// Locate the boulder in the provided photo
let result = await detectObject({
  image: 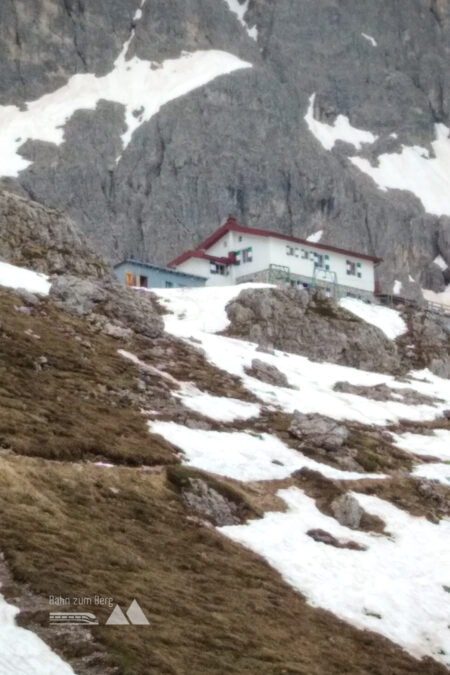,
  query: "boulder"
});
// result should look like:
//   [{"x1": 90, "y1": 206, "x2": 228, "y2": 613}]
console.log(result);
[
  {"x1": 244, "y1": 358, "x2": 290, "y2": 387},
  {"x1": 331, "y1": 494, "x2": 363, "y2": 529},
  {"x1": 289, "y1": 411, "x2": 349, "y2": 451},
  {"x1": 182, "y1": 478, "x2": 241, "y2": 527},
  {"x1": 50, "y1": 275, "x2": 164, "y2": 339}
]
